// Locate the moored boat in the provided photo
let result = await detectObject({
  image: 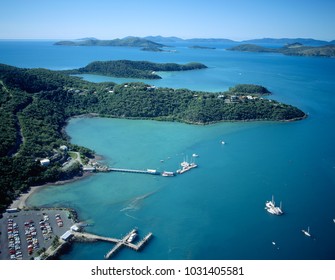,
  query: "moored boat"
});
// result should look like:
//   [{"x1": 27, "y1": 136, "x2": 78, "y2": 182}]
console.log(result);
[
  {"x1": 302, "y1": 226, "x2": 311, "y2": 237},
  {"x1": 177, "y1": 162, "x2": 197, "y2": 174},
  {"x1": 162, "y1": 171, "x2": 175, "y2": 177},
  {"x1": 127, "y1": 231, "x2": 137, "y2": 243},
  {"x1": 176, "y1": 156, "x2": 198, "y2": 174},
  {"x1": 265, "y1": 196, "x2": 283, "y2": 215}
]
